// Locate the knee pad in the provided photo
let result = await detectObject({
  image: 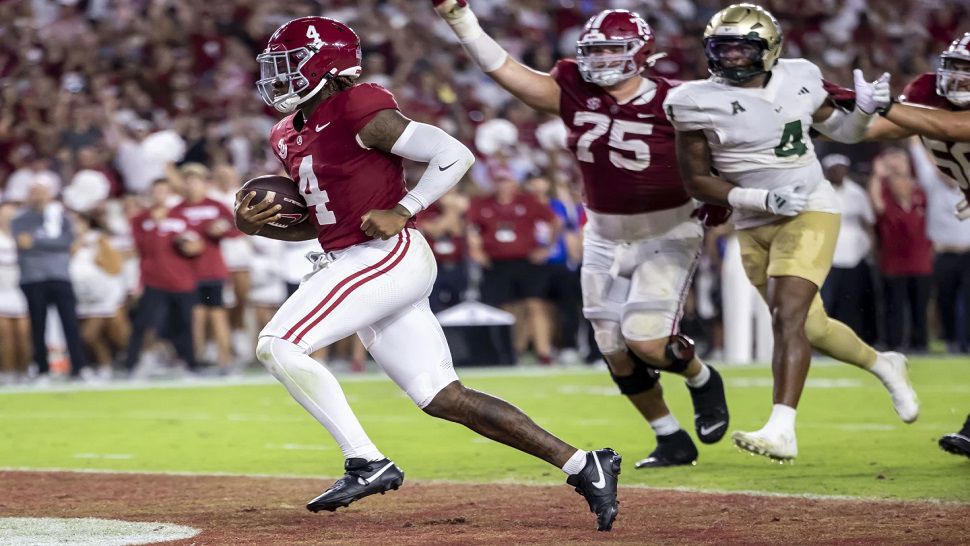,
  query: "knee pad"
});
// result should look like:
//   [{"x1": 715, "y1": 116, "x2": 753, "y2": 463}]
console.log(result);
[
  {"x1": 255, "y1": 335, "x2": 301, "y2": 378},
  {"x1": 609, "y1": 355, "x2": 660, "y2": 396},
  {"x1": 255, "y1": 335, "x2": 276, "y2": 365},
  {"x1": 663, "y1": 334, "x2": 696, "y2": 374}
]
